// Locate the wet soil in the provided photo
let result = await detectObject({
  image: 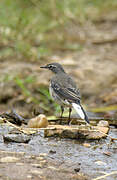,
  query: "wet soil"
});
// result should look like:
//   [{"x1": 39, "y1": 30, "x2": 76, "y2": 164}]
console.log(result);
[
  {"x1": 0, "y1": 124, "x2": 117, "y2": 180},
  {"x1": 0, "y1": 18, "x2": 117, "y2": 180}
]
